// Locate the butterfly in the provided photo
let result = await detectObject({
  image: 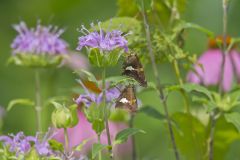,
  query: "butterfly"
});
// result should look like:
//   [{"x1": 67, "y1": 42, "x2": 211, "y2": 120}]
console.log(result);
[
  {"x1": 115, "y1": 85, "x2": 137, "y2": 113},
  {"x1": 122, "y1": 53, "x2": 147, "y2": 87}
]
